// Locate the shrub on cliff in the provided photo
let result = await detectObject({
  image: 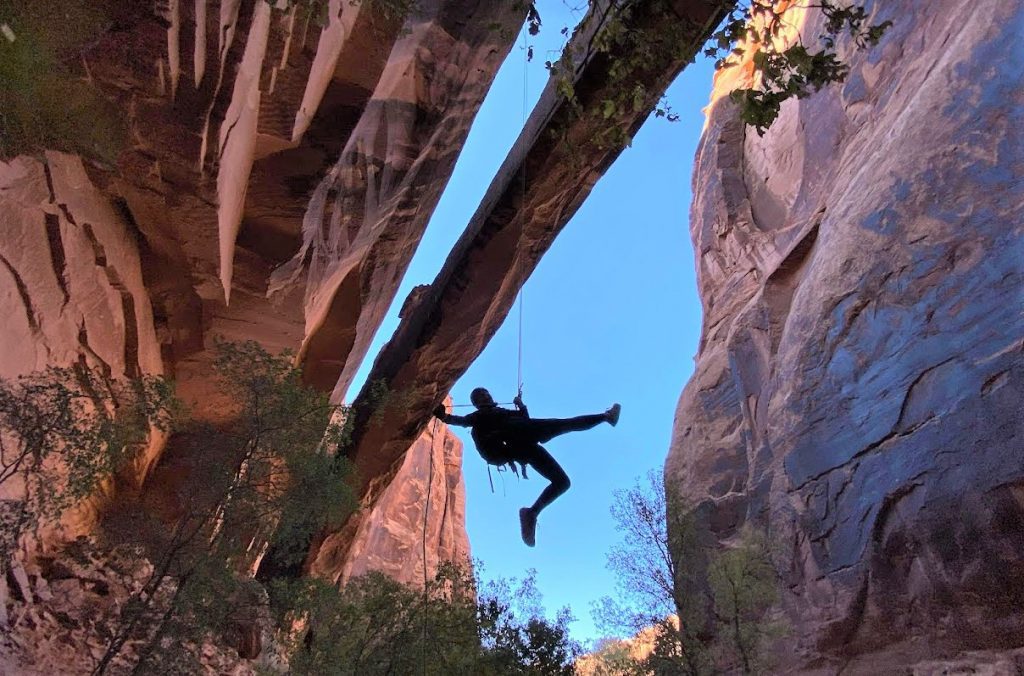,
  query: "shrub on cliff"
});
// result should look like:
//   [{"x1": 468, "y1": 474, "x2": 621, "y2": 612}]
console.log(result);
[
  {"x1": 93, "y1": 340, "x2": 357, "y2": 674},
  {"x1": 0, "y1": 366, "x2": 176, "y2": 560},
  {"x1": 593, "y1": 471, "x2": 783, "y2": 675}
]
